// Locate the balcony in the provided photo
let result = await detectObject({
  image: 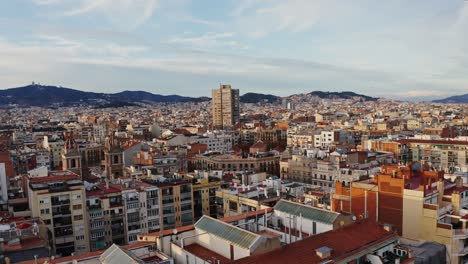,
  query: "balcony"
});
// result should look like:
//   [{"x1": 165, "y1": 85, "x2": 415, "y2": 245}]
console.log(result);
[
  {"x1": 52, "y1": 209, "x2": 71, "y2": 217},
  {"x1": 112, "y1": 230, "x2": 125, "y2": 237},
  {"x1": 87, "y1": 204, "x2": 102, "y2": 210},
  {"x1": 109, "y1": 202, "x2": 123, "y2": 208},
  {"x1": 52, "y1": 199, "x2": 70, "y2": 206},
  {"x1": 55, "y1": 235, "x2": 74, "y2": 244},
  {"x1": 54, "y1": 219, "x2": 73, "y2": 227},
  {"x1": 125, "y1": 196, "x2": 139, "y2": 202},
  {"x1": 55, "y1": 231, "x2": 74, "y2": 240},
  {"x1": 49, "y1": 185, "x2": 69, "y2": 193},
  {"x1": 453, "y1": 229, "x2": 468, "y2": 239}
]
